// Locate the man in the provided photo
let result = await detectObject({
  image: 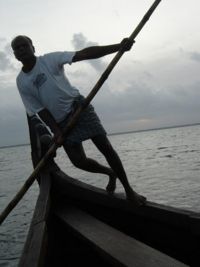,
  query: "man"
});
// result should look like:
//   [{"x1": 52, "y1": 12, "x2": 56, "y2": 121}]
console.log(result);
[{"x1": 11, "y1": 35, "x2": 146, "y2": 206}]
